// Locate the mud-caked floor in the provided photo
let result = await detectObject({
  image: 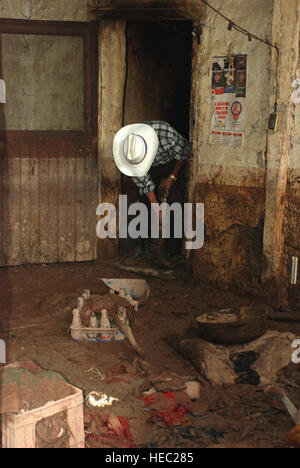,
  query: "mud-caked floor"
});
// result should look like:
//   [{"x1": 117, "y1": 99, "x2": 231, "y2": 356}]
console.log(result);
[{"x1": 0, "y1": 258, "x2": 300, "y2": 448}]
